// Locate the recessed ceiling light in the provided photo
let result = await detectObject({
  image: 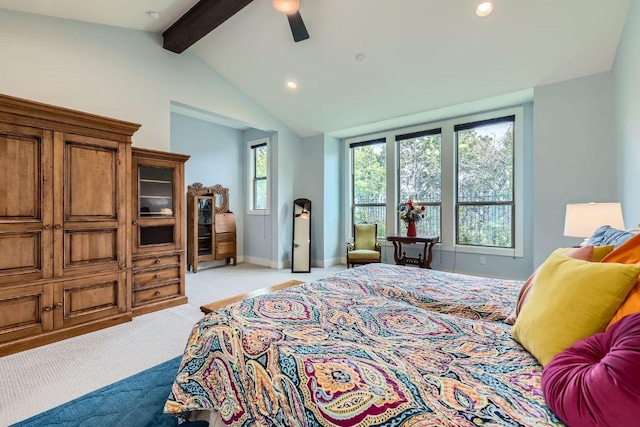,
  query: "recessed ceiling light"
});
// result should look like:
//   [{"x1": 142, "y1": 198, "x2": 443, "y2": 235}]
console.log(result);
[
  {"x1": 273, "y1": 0, "x2": 299, "y2": 15},
  {"x1": 476, "y1": 1, "x2": 493, "y2": 17},
  {"x1": 355, "y1": 53, "x2": 367, "y2": 63},
  {"x1": 147, "y1": 10, "x2": 160, "y2": 20},
  {"x1": 286, "y1": 81, "x2": 298, "y2": 90}
]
